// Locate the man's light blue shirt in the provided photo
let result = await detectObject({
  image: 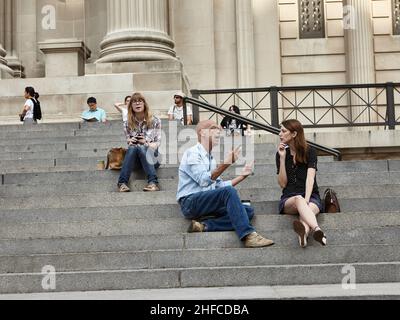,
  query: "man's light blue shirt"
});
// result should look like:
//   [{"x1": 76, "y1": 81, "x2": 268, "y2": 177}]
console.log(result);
[
  {"x1": 177, "y1": 143, "x2": 232, "y2": 202},
  {"x1": 82, "y1": 108, "x2": 107, "y2": 122}
]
